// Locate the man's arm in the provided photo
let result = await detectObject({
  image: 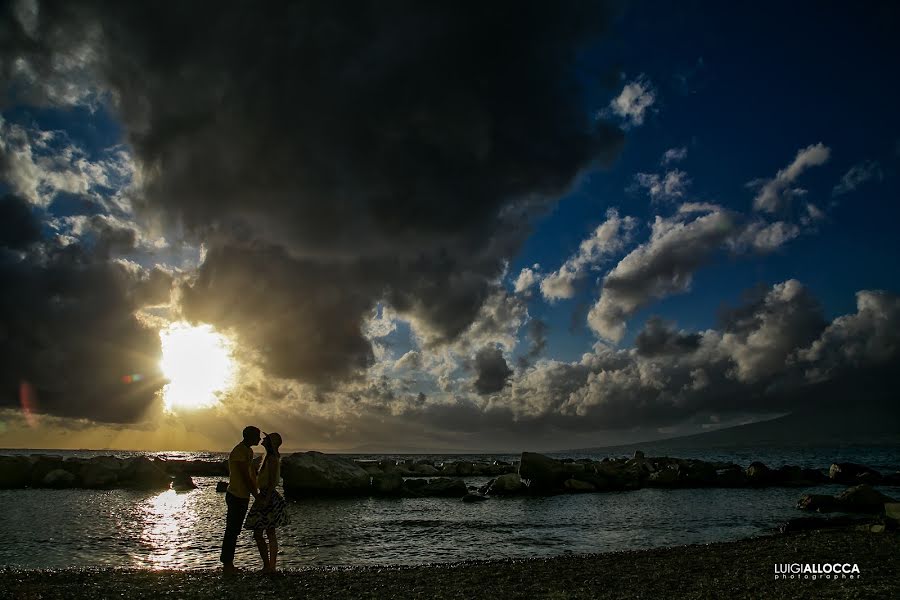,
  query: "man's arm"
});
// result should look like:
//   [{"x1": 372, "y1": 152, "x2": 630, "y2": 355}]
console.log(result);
[{"x1": 237, "y1": 458, "x2": 259, "y2": 500}]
